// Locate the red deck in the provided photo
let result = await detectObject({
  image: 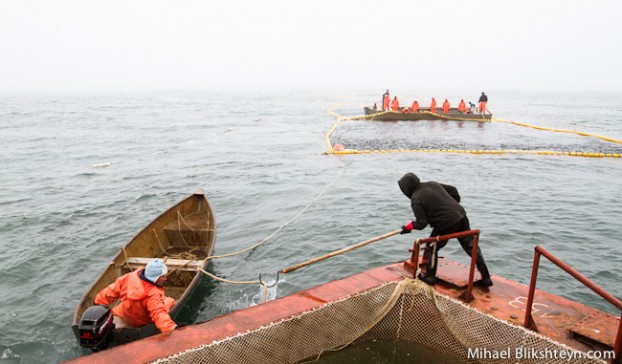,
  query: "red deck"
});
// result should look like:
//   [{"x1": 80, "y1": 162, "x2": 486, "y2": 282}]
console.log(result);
[{"x1": 65, "y1": 258, "x2": 619, "y2": 363}]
